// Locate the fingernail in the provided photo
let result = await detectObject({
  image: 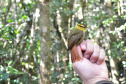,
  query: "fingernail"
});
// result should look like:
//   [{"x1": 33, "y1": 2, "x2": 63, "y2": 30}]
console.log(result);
[
  {"x1": 85, "y1": 55, "x2": 89, "y2": 58},
  {"x1": 97, "y1": 62, "x2": 100, "y2": 64},
  {"x1": 82, "y1": 45, "x2": 86, "y2": 50},
  {"x1": 91, "y1": 60, "x2": 95, "y2": 63}
]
